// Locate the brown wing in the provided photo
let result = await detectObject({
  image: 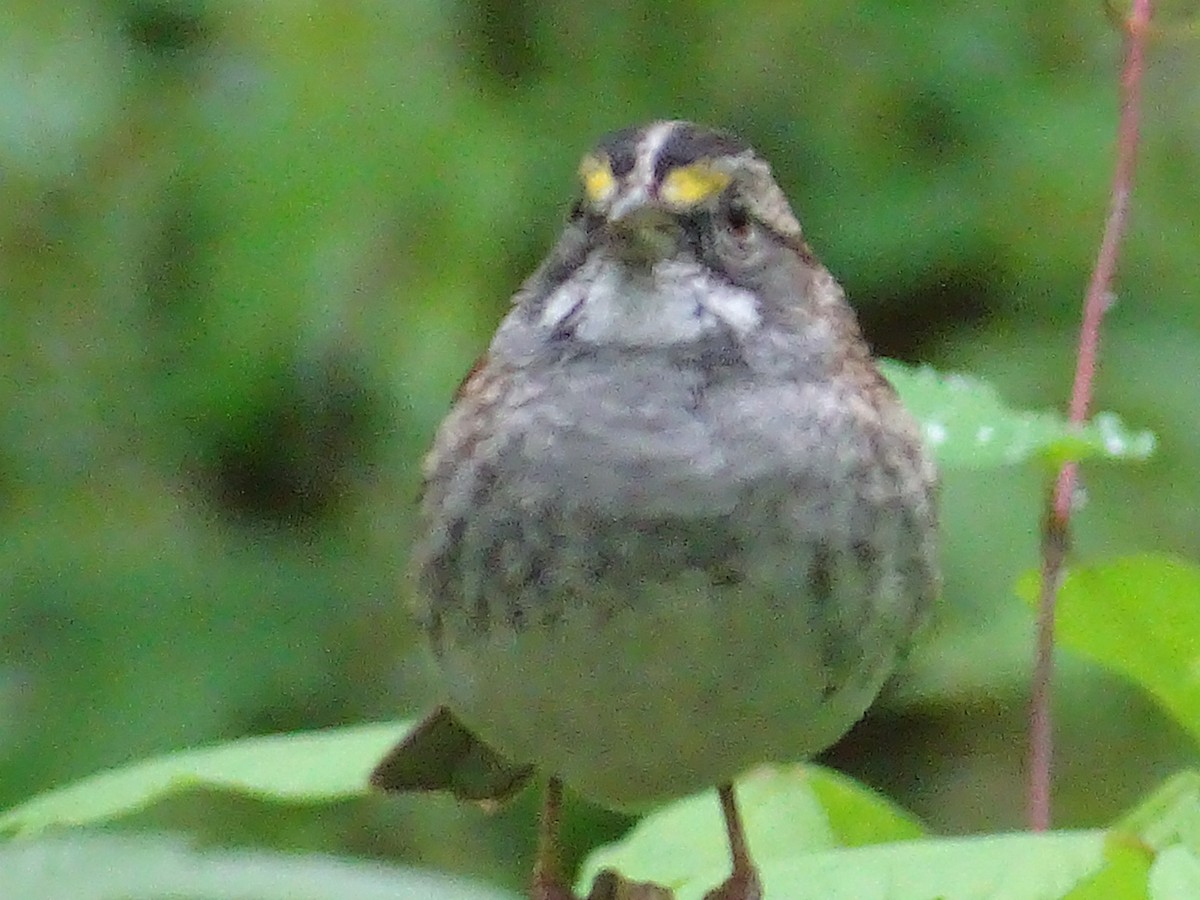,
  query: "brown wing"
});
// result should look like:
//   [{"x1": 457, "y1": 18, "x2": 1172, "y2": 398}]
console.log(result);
[{"x1": 369, "y1": 706, "x2": 533, "y2": 803}]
